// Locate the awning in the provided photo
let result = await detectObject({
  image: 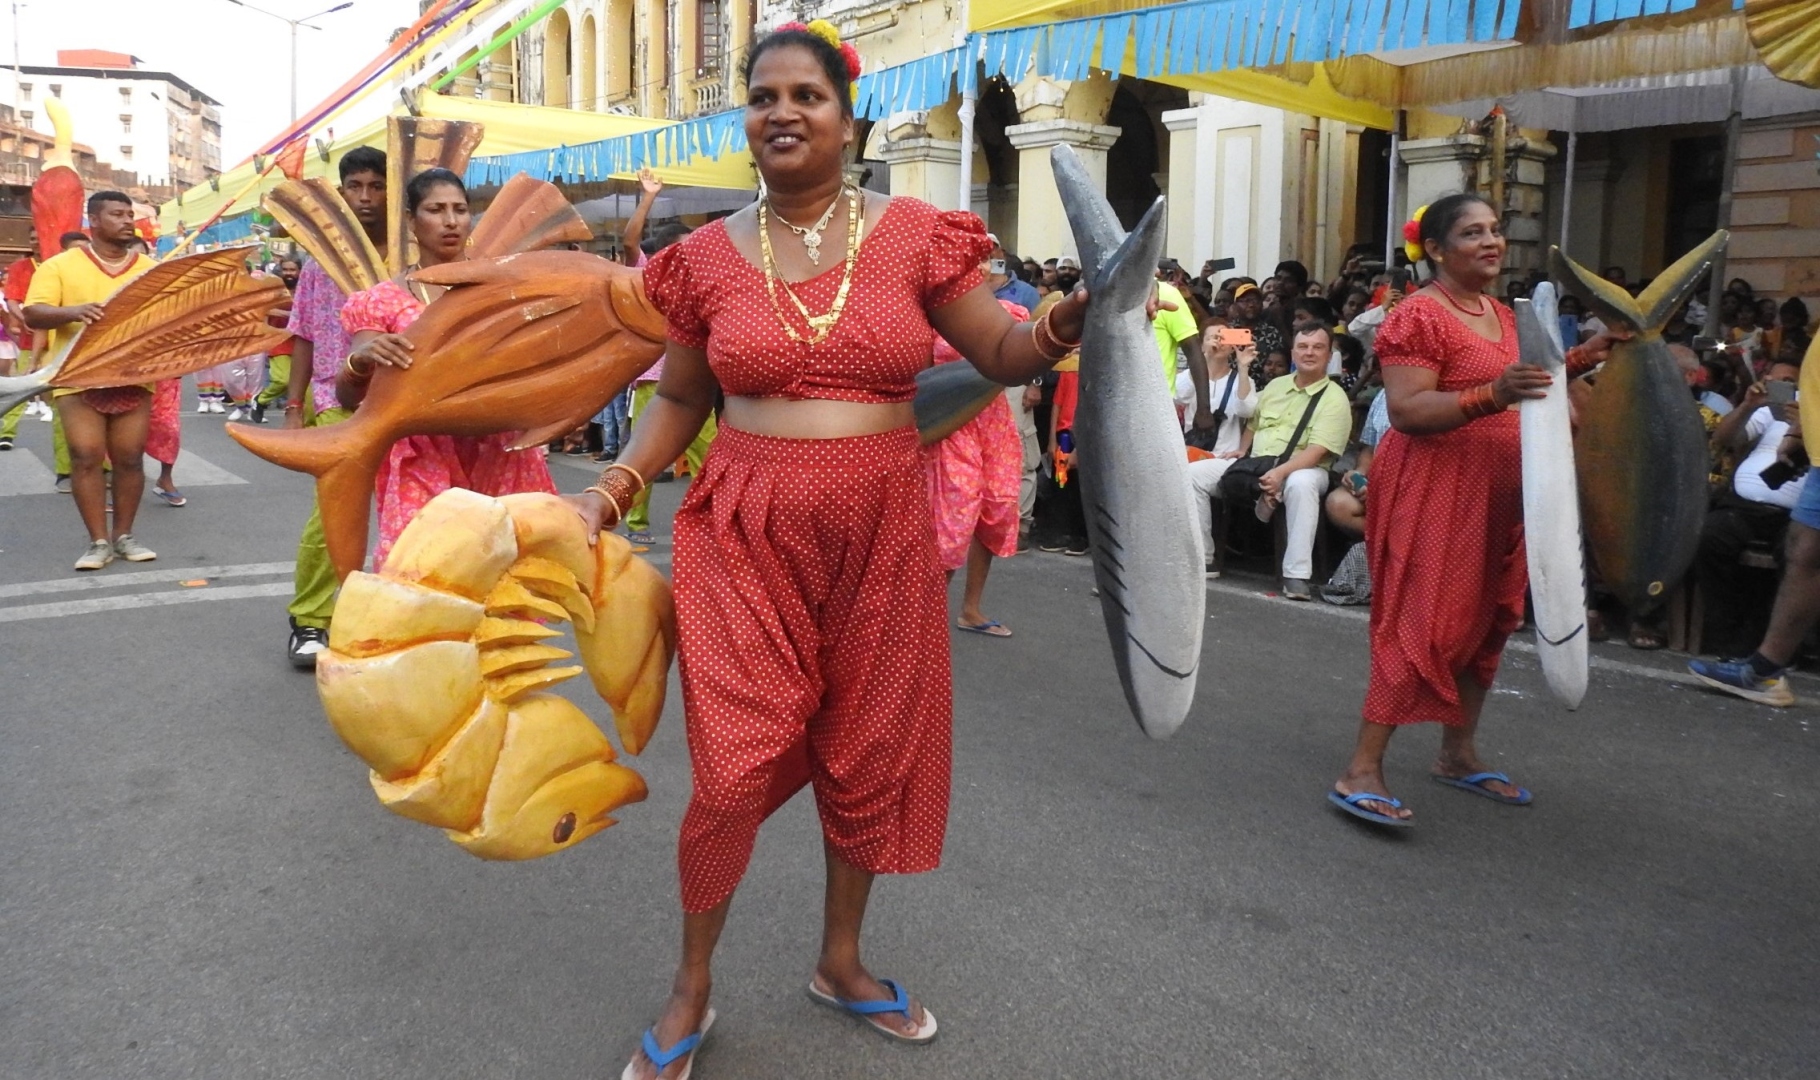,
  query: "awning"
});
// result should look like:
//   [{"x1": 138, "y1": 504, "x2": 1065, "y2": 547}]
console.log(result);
[{"x1": 159, "y1": 95, "x2": 755, "y2": 236}]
